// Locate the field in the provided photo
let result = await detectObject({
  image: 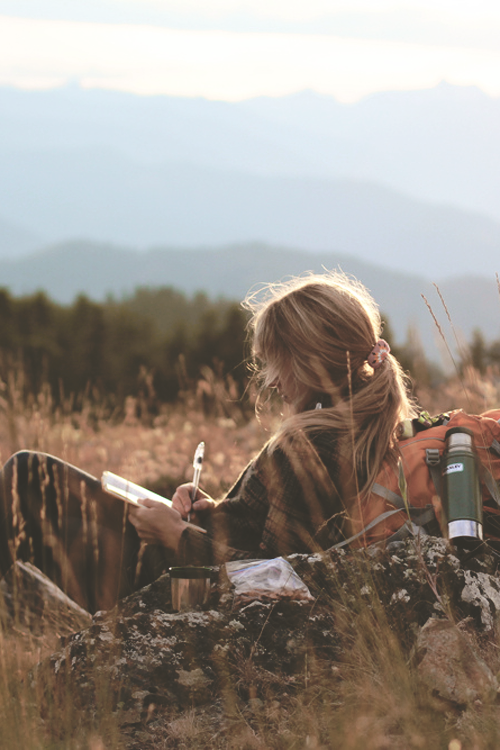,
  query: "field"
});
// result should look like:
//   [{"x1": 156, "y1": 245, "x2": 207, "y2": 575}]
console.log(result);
[{"x1": 1, "y1": 365, "x2": 500, "y2": 749}]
